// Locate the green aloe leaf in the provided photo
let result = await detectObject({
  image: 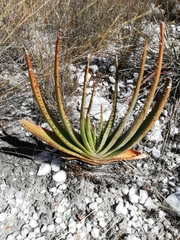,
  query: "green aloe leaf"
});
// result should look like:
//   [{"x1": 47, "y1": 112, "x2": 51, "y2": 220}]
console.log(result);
[
  {"x1": 25, "y1": 53, "x2": 90, "y2": 156},
  {"x1": 80, "y1": 56, "x2": 94, "y2": 152},
  {"x1": 85, "y1": 81, "x2": 96, "y2": 151},
  {"x1": 96, "y1": 56, "x2": 119, "y2": 152},
  {"x1": 102, "y1": 22, "x2": 165, "y2": 155},
  {"x1": 107, "y1": 77, "x2": 172, "y2": 158},
  {"x1": 98, "y1": 41, "x2": 147, "y2": 156},
  {"x1": 20, "y1": 120, "x2": 94, "y2": 160}
]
